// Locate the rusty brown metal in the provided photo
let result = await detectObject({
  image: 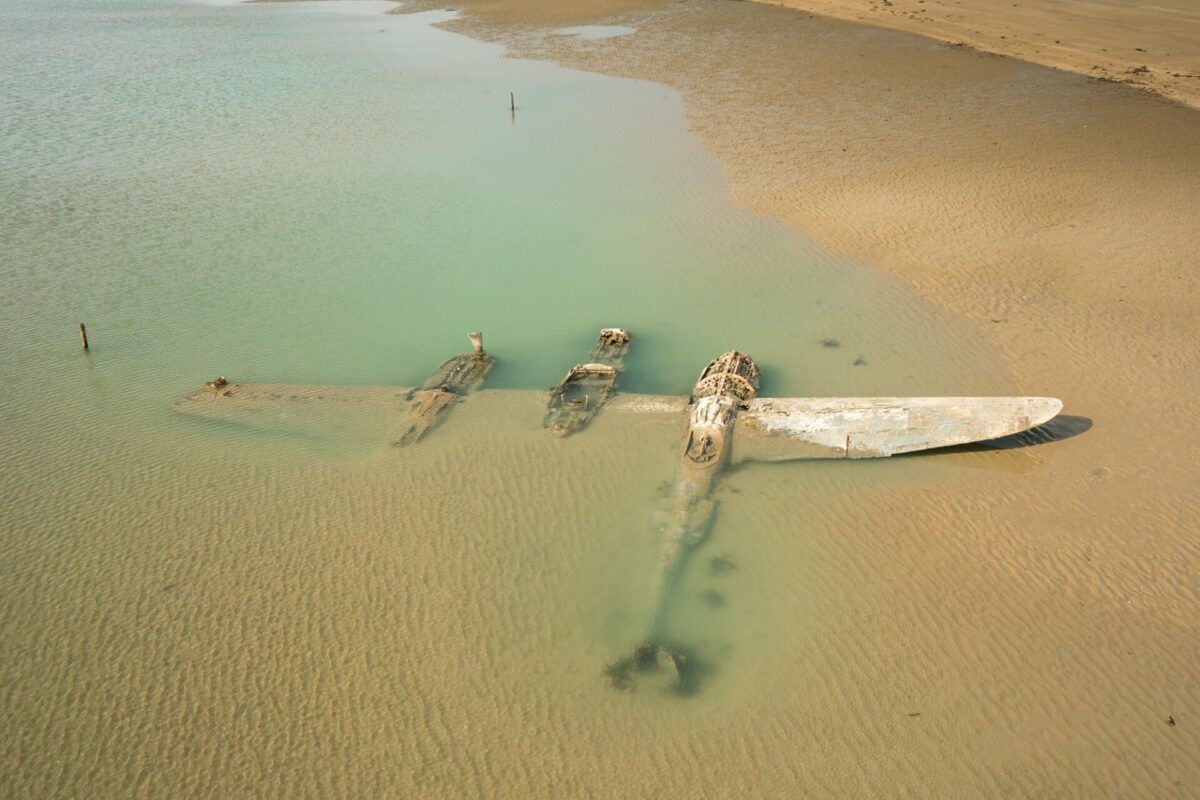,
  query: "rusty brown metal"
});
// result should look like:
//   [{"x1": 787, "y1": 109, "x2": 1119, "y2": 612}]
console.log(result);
[
  {"x1": 393, "y1": 333, "x2": 495, "y2": 447},
  {"x1": 543, "y1": 328, "x2": 631, "y2": 437},
  {"x1": 605, "y1": 350, "x2": 760, "y2": 694}
]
